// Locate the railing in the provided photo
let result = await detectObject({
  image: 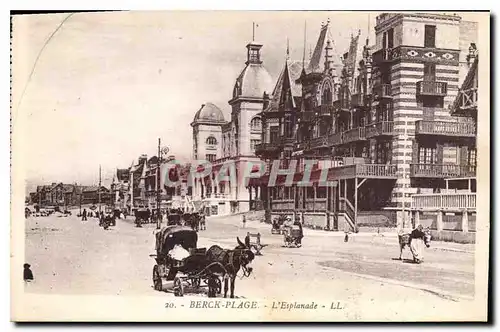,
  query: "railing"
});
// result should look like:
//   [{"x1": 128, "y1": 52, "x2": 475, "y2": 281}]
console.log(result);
[
  {"x1": 328, "y1": 132, "x2": 343, "y2": 146},
  {"x1": 309, "y1": 136, "x2": 330, "y2": 149},
  {"x1": 455, "y1": 88, "x2": 478, "y2": 111},
  {"x1": 330, "y1": 164, "x2": 398, "y2": 179},
  {"x1": 373, "y1": 84, "x2": 392, "y2": 99},
  {"x1": 343, "y1": 127, "x2": 366, "y2": 143},
  {"x1": 316, "y1": 104, "x2": 334, "y2": 117},
  {"x1": 298, "y1": 111, "x2": 315, "y2": 122},
  {"x1": 206, "y1": 144, "x2": 217, "y2": 151},
  {"x1": 365, "y1": 121, "x2": 395, "y2": 138},
  {"x1": 205, "y1": 193, "x2": 229, "y2": 199},
  {"x1": 255, "y1": 142, "x2": 280, "y2": 153},
  {"x1": 334, "y1": 98, "x2": 350, "y2": 111},
  {"x1": 410, "y1": 164, "x2": 477, "y2": 178},
  {"x1": 372, "y1": 48, "x2": 392, "y2": 63},
  {"x1": 271, "y1": 199, "x2": 294, "y2": 211},
  {"x1": 305, "y1": 198, "x2": 327, "y2": 211},
  {"x1": 415, "y1": 120, "x2": 476, "y2": 137},
  {"x1": 339, "y1": 197, "x2": 357, "y2": 231},
  {"x1": 411, "y1": 193, "x2": 476, "y2": 211},
  {"x1": 416, "y1": 81, "x2": 448, "y2": 96},
  {"x1": 350, "y1": 93, "x2": 364, "y2": 108}
]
